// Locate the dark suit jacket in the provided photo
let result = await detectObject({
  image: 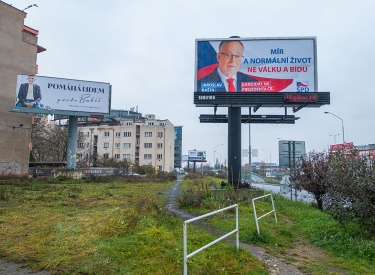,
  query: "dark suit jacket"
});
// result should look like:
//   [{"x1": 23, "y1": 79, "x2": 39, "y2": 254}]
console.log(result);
[
  {"x1": 197, "y1": 68, "x2": 257, "y2": 92},
  {"x1": 18, "y1": 83, "x2": 42, "y2": 104}
]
